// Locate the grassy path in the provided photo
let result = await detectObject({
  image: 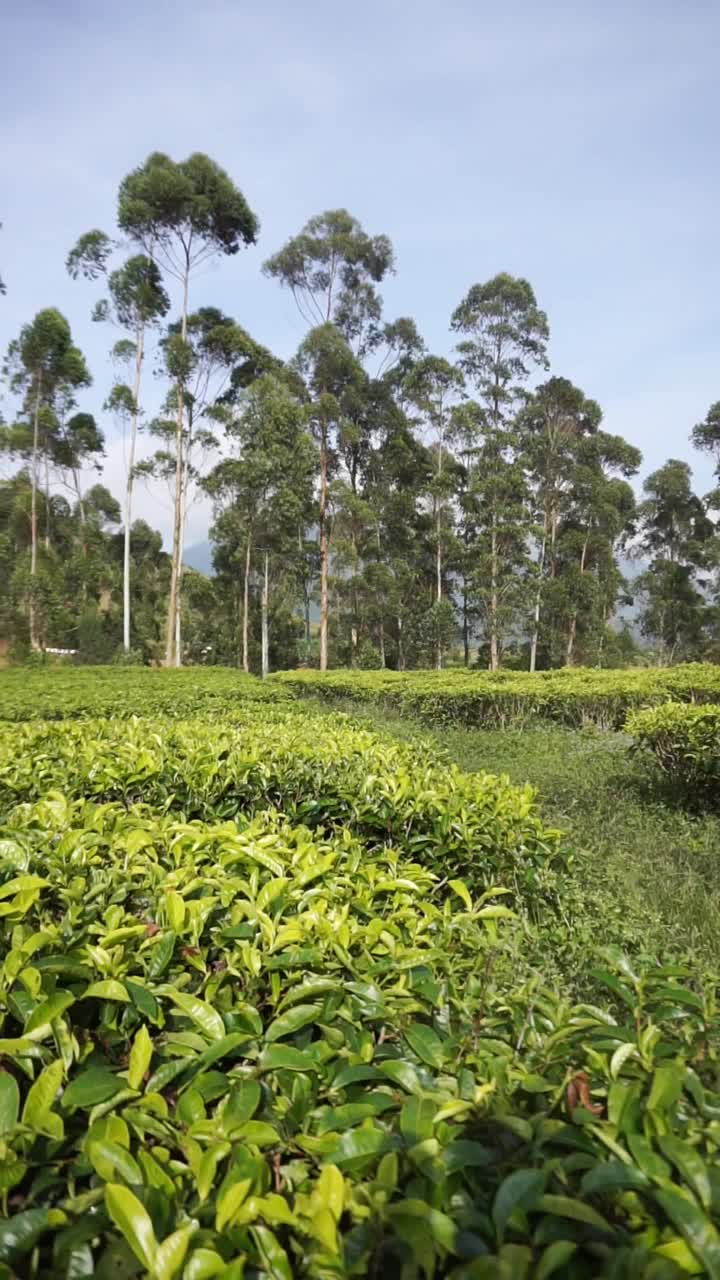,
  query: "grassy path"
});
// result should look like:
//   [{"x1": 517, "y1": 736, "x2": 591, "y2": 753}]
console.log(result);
[{"x1": 342, "y1": 705, "x2": 720, "y2": 969}]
